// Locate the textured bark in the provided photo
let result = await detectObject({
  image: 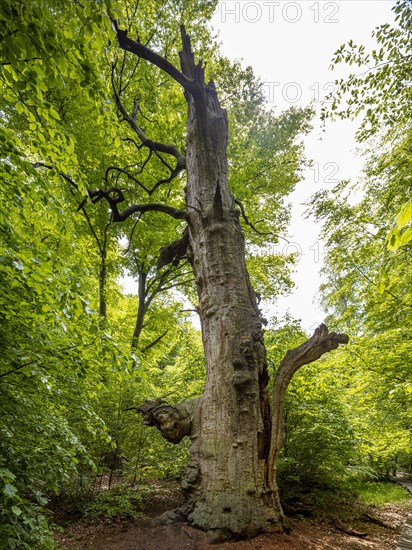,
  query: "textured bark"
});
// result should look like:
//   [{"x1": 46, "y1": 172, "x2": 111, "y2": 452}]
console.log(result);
[
  {"x1": 134, "y1": 325, "x2": 349, "y2": 538},
  {"x1": 134, "y1": 398, "x2": 199, "y2": 443},
  {"x1": 176, "y1": 27, "x2": 280, "y2": 539}
]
